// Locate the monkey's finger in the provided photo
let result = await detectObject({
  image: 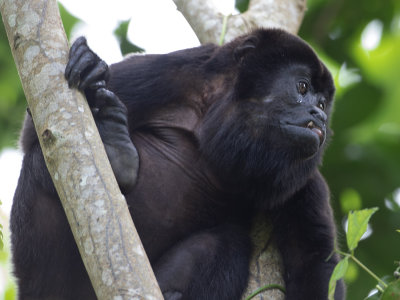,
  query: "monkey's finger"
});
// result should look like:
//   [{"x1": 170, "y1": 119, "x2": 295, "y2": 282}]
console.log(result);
[
  {"x1": 65, "y1": 37, "x2": 88, "y2": 78},
  {"x1": 79, "y1": 60, "x2": 109, "y2": 91},
  {"x1": 67, "y1": 52, "x2": 96, "y2": 88},
  {"x1": 68, "y1": 36, "x2": 87, "y2": 60},
  {"x1": 95, "y1": 88, "x2": 126, "y2": 109},
  {"x1": 88, "y1": 80, "x2": 107, "y2": 90}
]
